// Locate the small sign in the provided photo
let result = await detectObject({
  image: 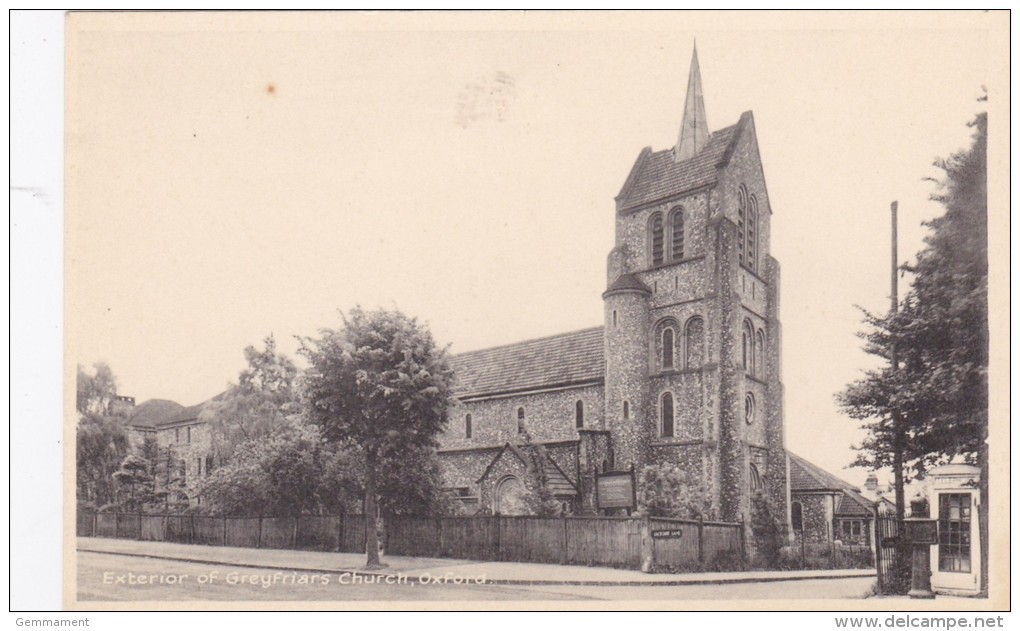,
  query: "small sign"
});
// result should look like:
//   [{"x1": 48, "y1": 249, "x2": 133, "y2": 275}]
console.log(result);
[
  {"x1": 880, "y1": 535, "x2": 900, "y2": 549},
  {"x1": 596, "y1": 470, "x2": 636, "y2": 510},
  {"x1": 904, "y1": 519, "x2": 938, "y2": 545},
  {"x1": 652, "y1": 529, "x2": 684, "y2": 539}
]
